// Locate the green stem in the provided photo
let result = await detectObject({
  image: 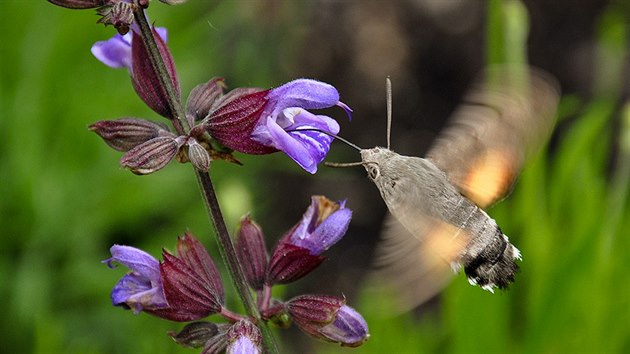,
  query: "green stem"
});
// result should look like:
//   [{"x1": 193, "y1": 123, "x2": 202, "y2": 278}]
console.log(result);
[{"x1": 132, "y1": 5, "x2": 277, "y2": 352}]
